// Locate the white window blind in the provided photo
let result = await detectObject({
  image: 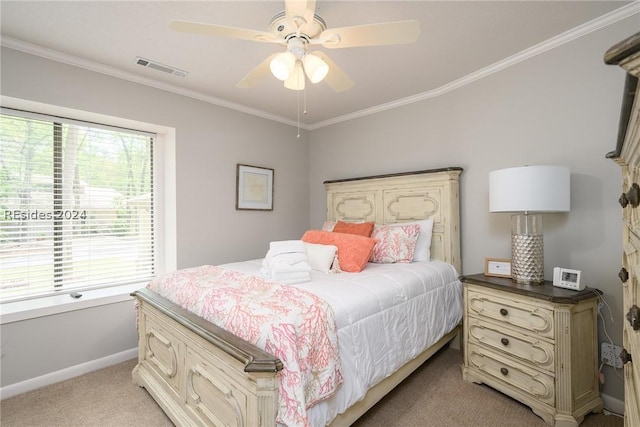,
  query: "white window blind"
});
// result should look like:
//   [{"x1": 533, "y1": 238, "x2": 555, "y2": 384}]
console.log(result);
[{"x1": 0, "y1": 109, "x2": 155, "y2": 302}]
